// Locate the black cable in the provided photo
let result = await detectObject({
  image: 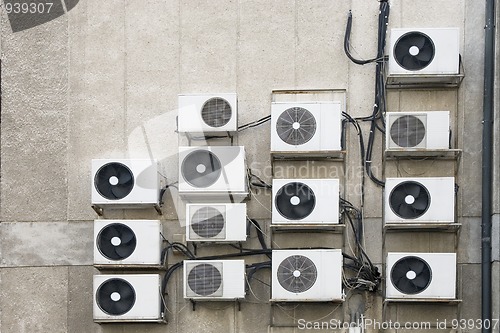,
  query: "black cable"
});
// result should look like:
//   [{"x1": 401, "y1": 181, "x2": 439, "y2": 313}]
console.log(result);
[
  {"x1": 238, "y1": 115, "x2": 271, "y2": 131},
  {"x1": 344, "y1": 11, "x2": 380, "y2": 65}
]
